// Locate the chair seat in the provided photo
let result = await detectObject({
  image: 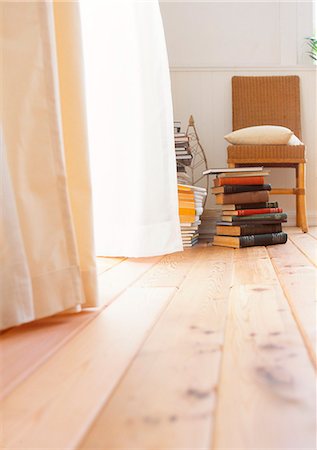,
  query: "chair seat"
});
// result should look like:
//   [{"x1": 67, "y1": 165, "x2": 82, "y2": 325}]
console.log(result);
[{"x1": 227, "y1": 144, "x2": 306, "y2": 165}]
